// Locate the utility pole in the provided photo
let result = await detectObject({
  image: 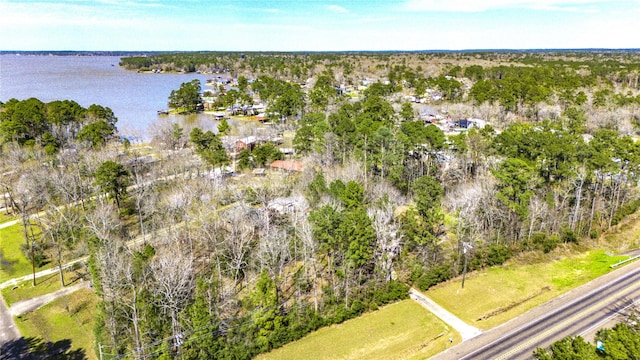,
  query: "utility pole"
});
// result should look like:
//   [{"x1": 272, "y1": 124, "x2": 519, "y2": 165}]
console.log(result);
[{"x1": 461, "y1": 242, "x2": 473, "y2": 289}]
